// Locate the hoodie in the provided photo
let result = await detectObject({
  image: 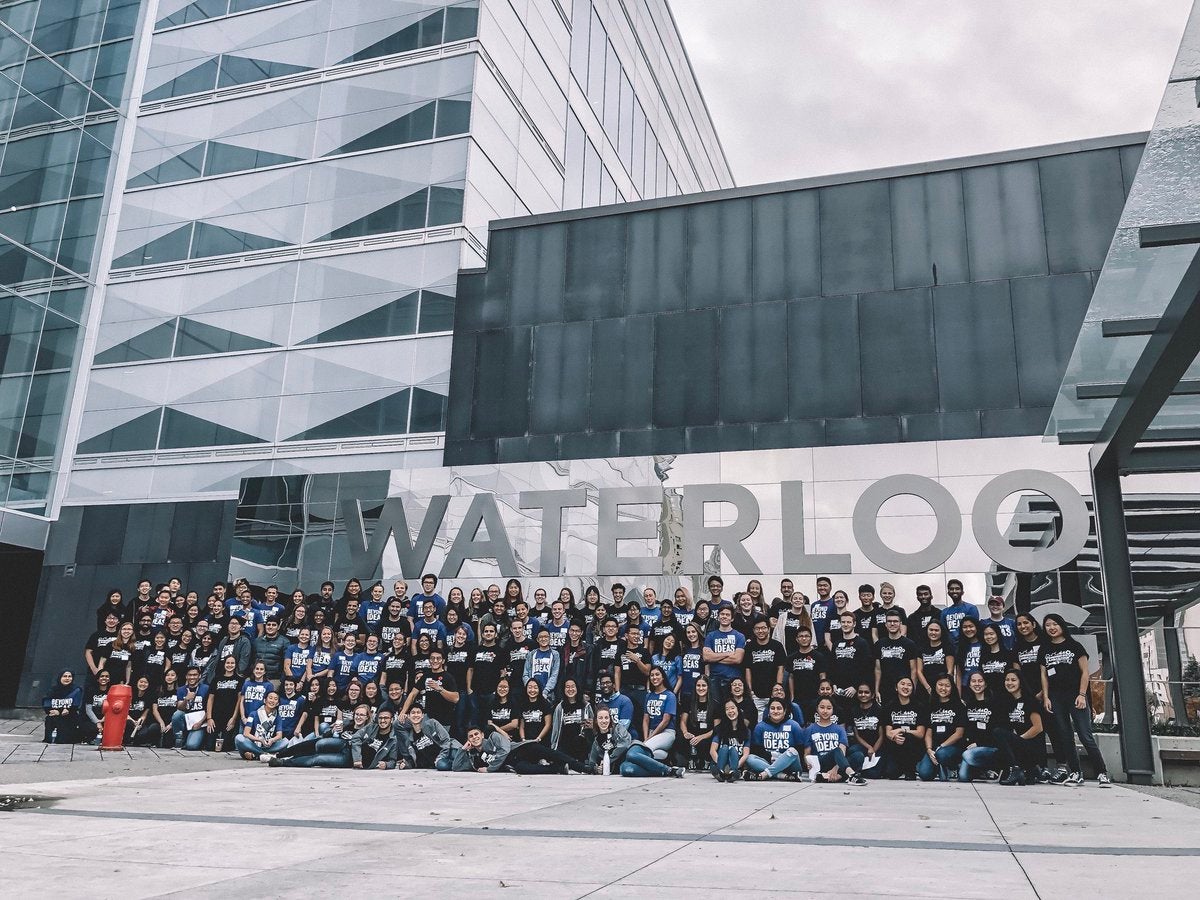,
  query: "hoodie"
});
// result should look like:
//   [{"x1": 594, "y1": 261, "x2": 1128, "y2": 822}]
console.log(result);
[
  {"x1": 43, "y1": 672, "x2": 83, "y2": 715},
  {"x1": 440, "y1": 731, "x2": 512, "y2": 772},
  {"x1": 396, "y1": 715, "x2": 450, "y2": 768},
  {"x1": 587, "y1": 720, "x2": 633, "y2": 768},
  {"x1": 349, "y1": 721, "x2": 400, "y2": 769}
]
